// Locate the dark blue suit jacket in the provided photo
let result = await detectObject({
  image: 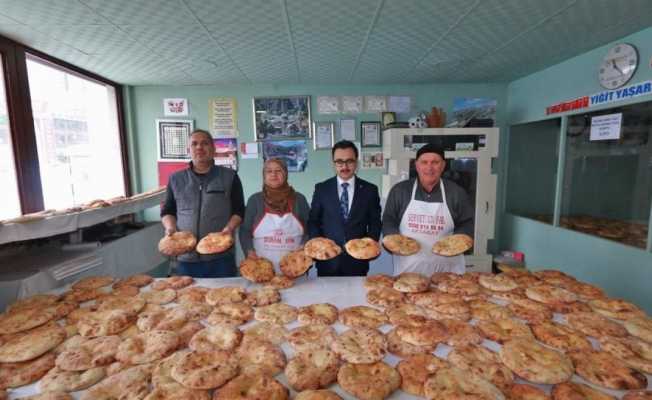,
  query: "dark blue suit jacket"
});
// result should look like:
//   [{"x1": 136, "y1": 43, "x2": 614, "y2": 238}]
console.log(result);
[{"x1": 308, "y1": 176, "x2": 382, "y2": 276}]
